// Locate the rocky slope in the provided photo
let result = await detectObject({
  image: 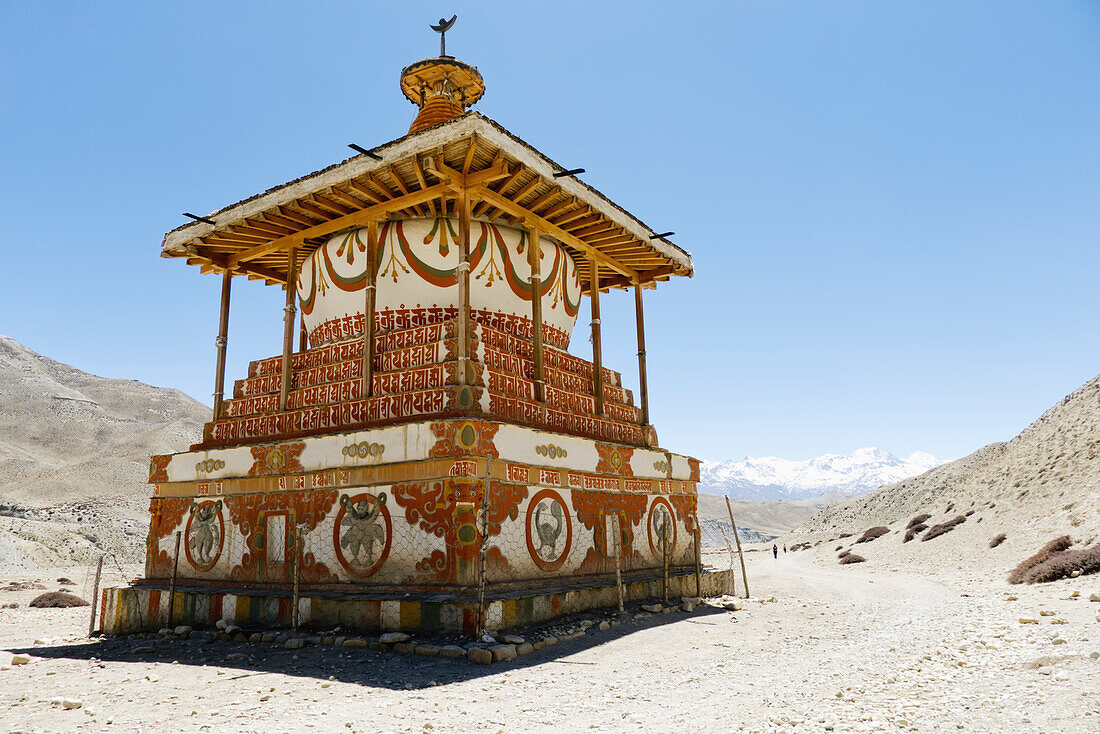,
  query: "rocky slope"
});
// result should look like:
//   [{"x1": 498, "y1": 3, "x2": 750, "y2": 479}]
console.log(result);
[
  {"x1": 794, "y1": 374, "x2": 1100, "y2": 578},
  {"x1": 0, "y1": 335, "x2": 208, "y2": 569}
]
